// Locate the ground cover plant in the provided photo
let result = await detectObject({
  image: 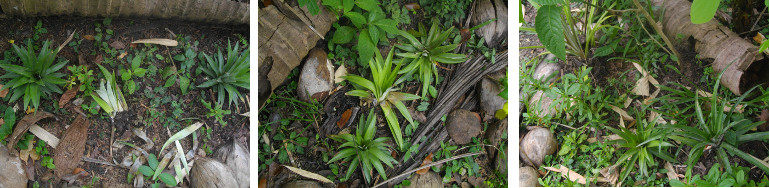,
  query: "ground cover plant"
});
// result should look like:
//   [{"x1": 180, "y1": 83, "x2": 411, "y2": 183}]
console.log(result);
[
  {"x1": 0, "y1": 17, "x2": 249, "y2": 187},
  {"x1": 259, "y1": 0, "x2": 508, "y2": 187},
  {"x1": 521, "y1": 0, "x2": 769, "y2": 186}
]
